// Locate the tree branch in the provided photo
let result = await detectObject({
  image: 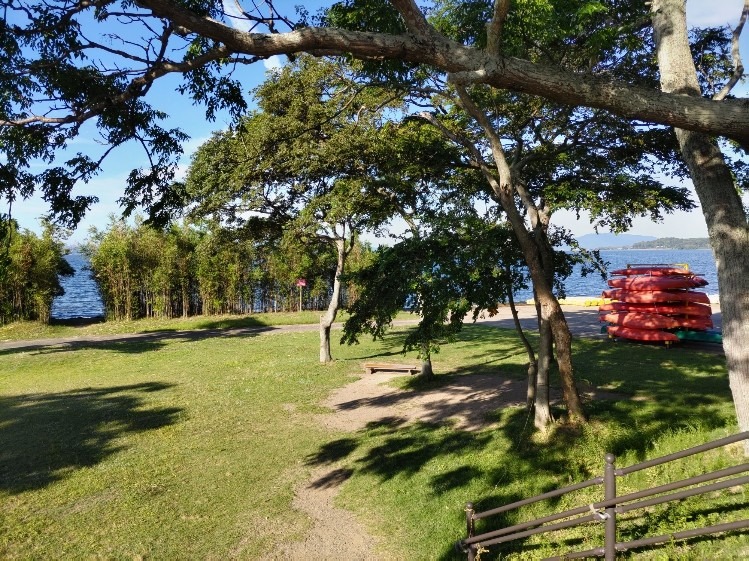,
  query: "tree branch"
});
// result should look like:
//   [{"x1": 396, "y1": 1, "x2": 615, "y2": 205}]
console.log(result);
[
  {"x1": 136, "y1": 0, "x2": 749, "y2": 146},
  {"x1": 389, "y1": 0, "x2": 435, "y2": 38},
  {"x1": 486, "y1": 0, "x2": 511, "y2": 55},
  {"x1": 1, "y1": 45, "x2": 234, "y2": 127},
  {"x1": 713, "y1": 0, "x2": 748, "y2": 101}
]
